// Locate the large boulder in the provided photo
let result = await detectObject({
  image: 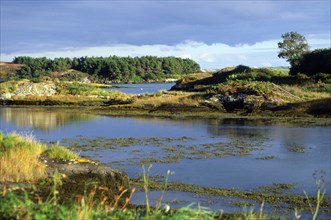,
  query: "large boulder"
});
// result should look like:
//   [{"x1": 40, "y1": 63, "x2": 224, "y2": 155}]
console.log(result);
[
  {"x1": 42, "y1": 156, "x2": 130, "y2": 206},
  {"x1": 205, "y1": 94, "x2": 265, "y2": 112}
]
